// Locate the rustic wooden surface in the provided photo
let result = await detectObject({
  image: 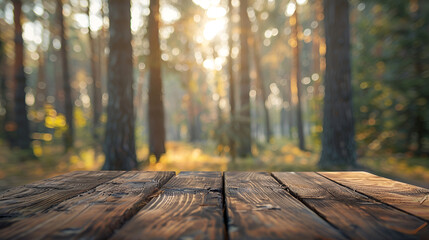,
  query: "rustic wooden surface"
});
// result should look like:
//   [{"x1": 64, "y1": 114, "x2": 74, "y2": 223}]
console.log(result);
[
  {"x1": 320, "y1": 171, "x2": 429, "y2": 221},
  {"x1": 112, "y1": 171, "x2": 225, "y2": 240},
  {"x1": 273, "y1": 172, "x2": 429, "y2": 239},
  {"x1": 225, "y1": 172, "x2": 345, "y2": 239},
  {"x1": 0, "y1": 171, "x2": 123, "y2": 229},
  {"x1": 0, "y1": 171, "x2": 174, "y2": 240},
  {"x1": 0, "y1": 171, "x2": 428, "y2": 240}
]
